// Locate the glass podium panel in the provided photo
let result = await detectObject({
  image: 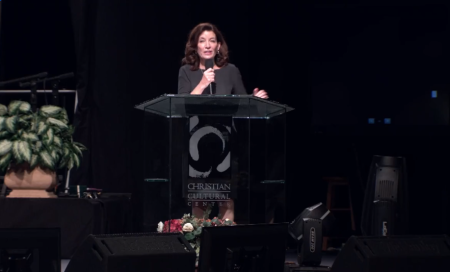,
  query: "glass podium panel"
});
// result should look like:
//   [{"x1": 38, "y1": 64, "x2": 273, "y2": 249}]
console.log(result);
[{"x1": 137, "y1": 95, "x2": 293, "y2": 231}]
